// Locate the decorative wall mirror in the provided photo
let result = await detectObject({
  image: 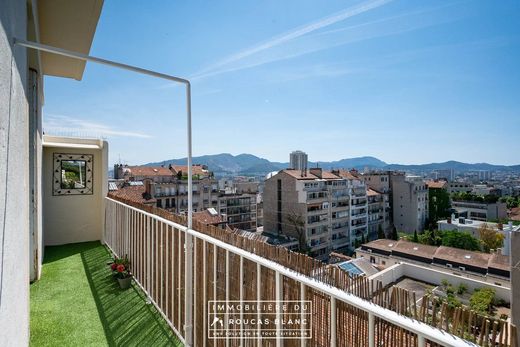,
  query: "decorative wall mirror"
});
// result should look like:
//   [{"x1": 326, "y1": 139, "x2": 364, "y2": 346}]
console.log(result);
[{"x1": 53, "y1": 153, "x2": 93, "y2": 195}]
